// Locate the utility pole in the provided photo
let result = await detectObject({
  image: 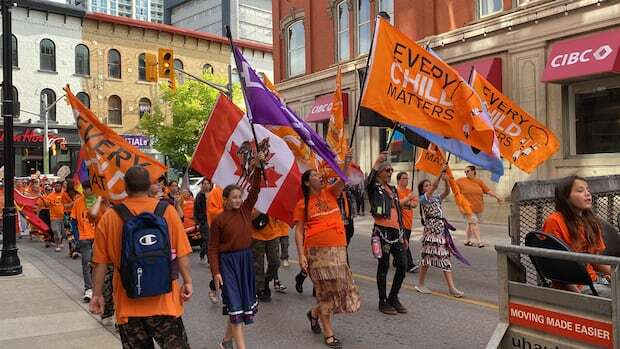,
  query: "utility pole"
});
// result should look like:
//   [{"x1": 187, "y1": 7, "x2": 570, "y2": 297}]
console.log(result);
[{"x1": 0, "y1": 0, "x2": 22, "y2": 276}]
